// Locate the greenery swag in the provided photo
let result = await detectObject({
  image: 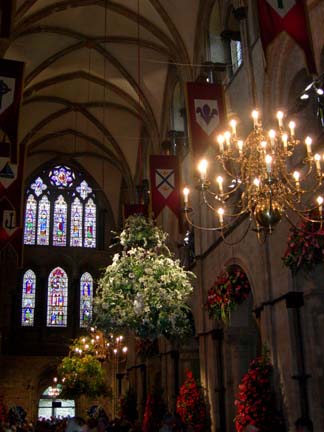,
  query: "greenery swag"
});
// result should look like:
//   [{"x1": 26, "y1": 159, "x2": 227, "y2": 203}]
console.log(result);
[{"x1": 94, "y1": 215, "x2": 194, "y2": 340}]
